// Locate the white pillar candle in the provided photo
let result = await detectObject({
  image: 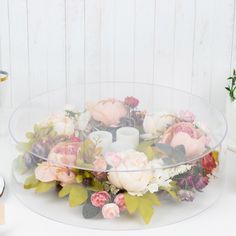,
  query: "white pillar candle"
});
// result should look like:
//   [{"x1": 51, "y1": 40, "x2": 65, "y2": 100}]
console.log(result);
[
  {"x1": 110, "y1": 141, "x2": 134, "y2": 152},
  {"x1": 116, "y1": 127, "x2": 139, "y2": 149},
  {"x1": 89, "y1": 131, "x2": 113, "y2": 153}
]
